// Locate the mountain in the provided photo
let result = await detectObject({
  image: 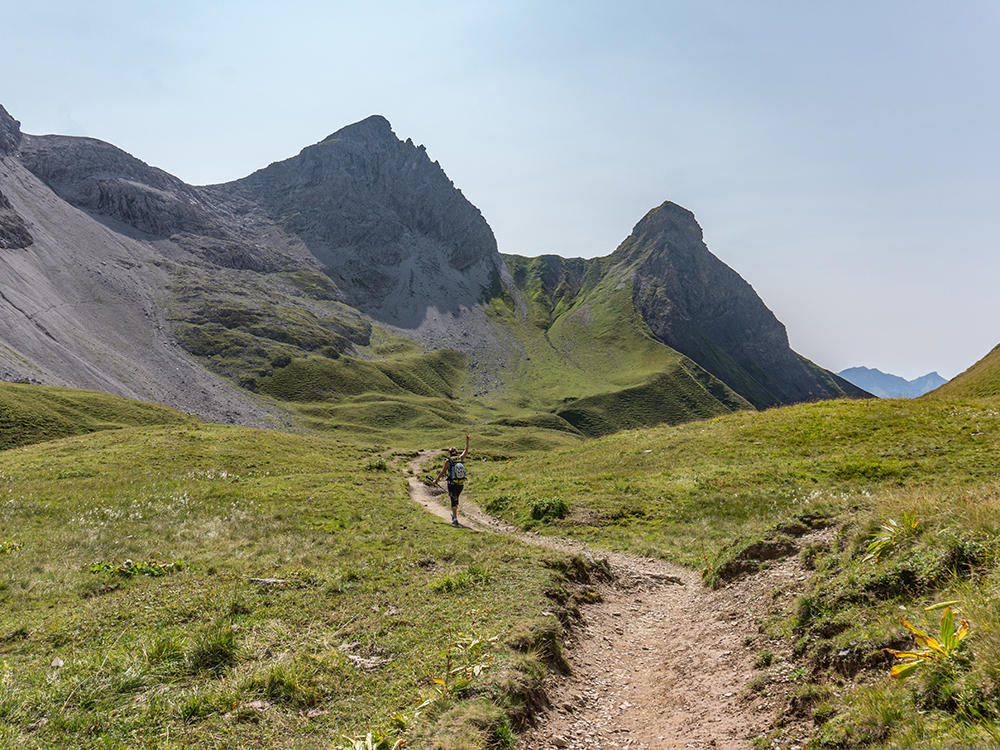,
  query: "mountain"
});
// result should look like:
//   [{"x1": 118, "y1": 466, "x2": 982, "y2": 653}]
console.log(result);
[
  {"x1": 924, "y1": 344, "x2": 1000, "y2": 399},
  {"x1": 607, "y1": 203, "x2": 863, "y2": 407},
  {"x1": 216, "y1": 115, "x2": 504, "y2": 327},
  {"x1": 0, "y1": 102, "x2": 865, "y2": 435},
  {"x1": 837, "y1": 367, "x2": 948, "y2": 399}
]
